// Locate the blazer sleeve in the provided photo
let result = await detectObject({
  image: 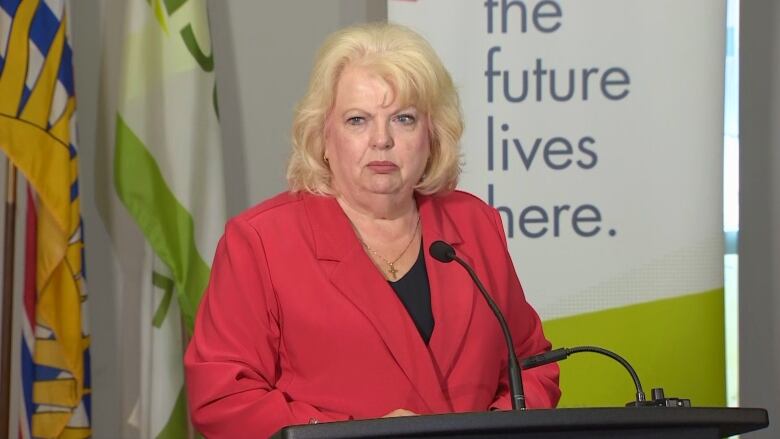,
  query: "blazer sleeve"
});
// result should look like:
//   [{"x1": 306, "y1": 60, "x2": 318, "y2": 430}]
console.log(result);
[
  {"x1": 184, "y1": 217, "x2": 351, "y2": 438},
  {"x1": 487, "y1": 209, "x2": 562, "y2": 410}
]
